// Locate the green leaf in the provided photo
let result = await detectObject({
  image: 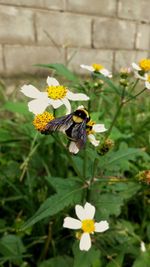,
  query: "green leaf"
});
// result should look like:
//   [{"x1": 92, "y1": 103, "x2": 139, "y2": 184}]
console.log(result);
[
  {"x1": 98, "y1": 143, "x2": 146, "y2": 172},
  {"x1": 3, "y1": 101, "x2": 29, "y2": 115},
  {"x1": 132, "y1": 252, "x2": 150, "y2": 267},
  {"x1": 39, "y1": 255, "x2": 73, "y2": 267},
  {"x1": 21, "y1": 178, "x2": 83, "y2": 230},
  {"x1": 95, "y1": 193, "x2": 124, "y2": 218},
  {"x1": 0, "y1": 235, "x2": 26, "y2": 265},
  {"x1": 36, "y1": 63, "x2": 79, "y2": 82},
  {"x1": 73, "y1": 242, "x2": 101, "y2": 267}
]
